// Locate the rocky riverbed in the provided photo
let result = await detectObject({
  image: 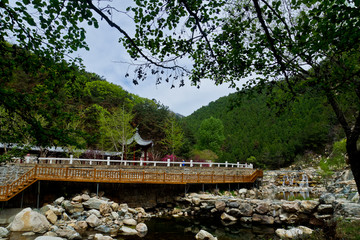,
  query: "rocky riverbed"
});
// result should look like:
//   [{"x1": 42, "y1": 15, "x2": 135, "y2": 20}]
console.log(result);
[{"x1": 0, "y1": 167, "x2": 359, "y2": 240}]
